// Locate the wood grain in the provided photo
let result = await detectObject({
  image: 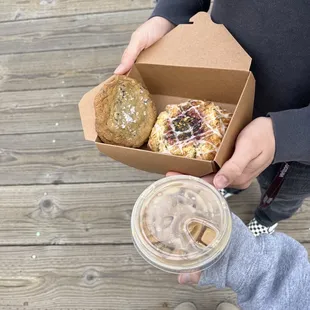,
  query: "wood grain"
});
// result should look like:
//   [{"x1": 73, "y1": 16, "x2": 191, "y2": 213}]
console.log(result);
[
  {"x1": 0, "y1": 182, "x2": 151, "y2": 245},
  {"x1": 0, "y1": 46, "x2": 125, "y2": 92},
  {"x1": 0, "y1": 10, "x2": 151, "y2": 54},
  {"x1": 0, "y1": 182, "x2": 309, "y2": 245},
  {"x1": 0, "y1": 0, "x2": 154, "y2": 22},
  {"x1": 0, "y1": 131, "x2": 161, "y2": 185},
  {"x1": 0, "y1": 87, "x2": 89, "y2": 135},
  {"x1": 1, "y1": 2, "x2": 307, "y2": 310},
  {"x1": 0, "y1": 245, "x2": 236, "y2": 310}
]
